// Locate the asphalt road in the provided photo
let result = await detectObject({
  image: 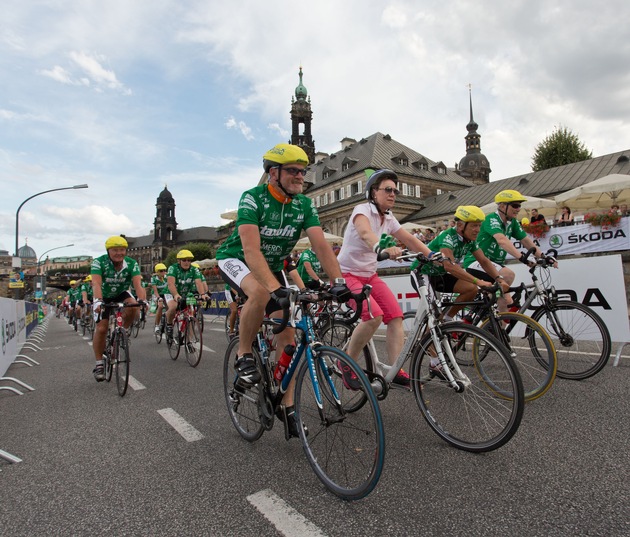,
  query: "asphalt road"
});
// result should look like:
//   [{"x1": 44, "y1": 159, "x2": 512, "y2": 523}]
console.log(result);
[{"x1": 1, "y1": 314, "x2": 628, "y2": 536}]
